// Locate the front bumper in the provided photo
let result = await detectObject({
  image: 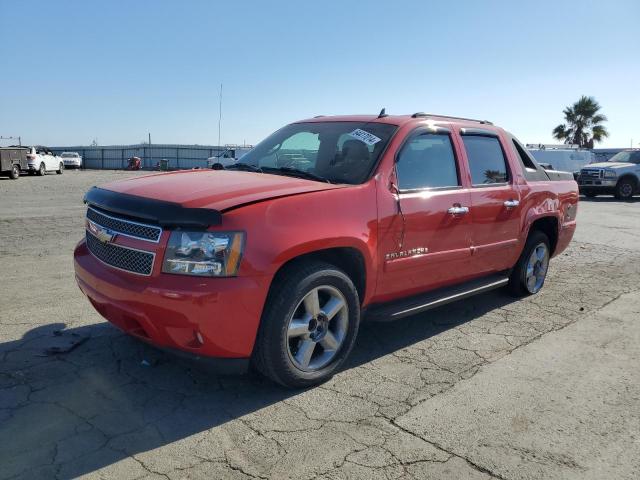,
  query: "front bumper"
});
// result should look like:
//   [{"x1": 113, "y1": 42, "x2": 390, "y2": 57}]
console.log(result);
[
  {"x1": 63, "y1": 160, "x2": 82, "y2": 167},
  {"x1": 74, "y1": 239, "x2": 271, "y2": 367},
  {"x1": 578, "y1": 178, "x2": 617, "y2": 190}
]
